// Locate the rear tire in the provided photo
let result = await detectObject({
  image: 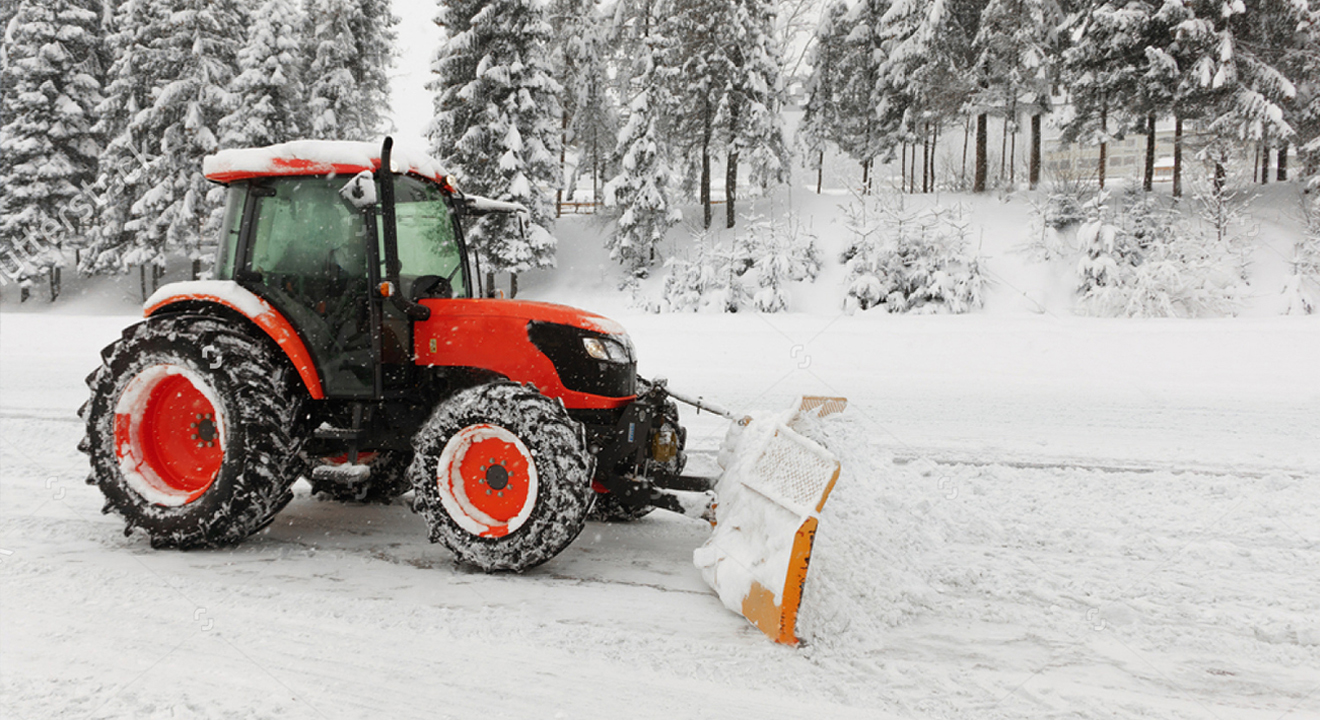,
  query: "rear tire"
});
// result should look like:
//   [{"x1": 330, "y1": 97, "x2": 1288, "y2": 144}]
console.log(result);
[
  {"x1": 80, "y1": 315, "x2": 307, "y2": 548},
  {"x1": 306, "y1": 450, "x2": 413, "y2": 503},
  {"x1": 409, "y1": 383, "x2": 594, "y2": 572}
]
